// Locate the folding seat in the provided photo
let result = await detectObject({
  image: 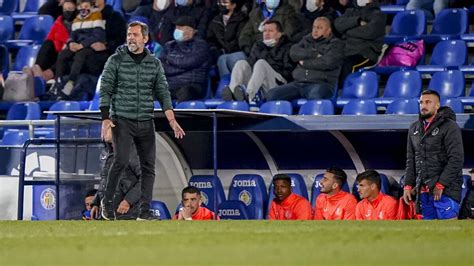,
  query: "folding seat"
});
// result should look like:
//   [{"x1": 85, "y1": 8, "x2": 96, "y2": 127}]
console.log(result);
[
  {"x1": 1, "y1": 129, "x2": 29, "y2": 145},
  {"x1": 228, "y1": 174, "x2": 268, "y2": 219},
  {"x1": 188, "y1": 175, "x2": 226, "y2": 212},
  {"x1": 417, "y1": 40, "x2": 467, "y2": 73},
  {"x1": 205, "y1": 74, "x2": 230, "y2": 108},
  {"x1": 217, "y1": 101, "x2": 250, "y2": 111},
  {"x1": 422, "y1": 9, "x2": 469, "y2": 44},
  {"x1": 11, "y1": 44, "x2": 40, "y2": 71},
  {"x1": 386, "y1": 99, "x2": 419, "y2": 114},
  {"x1": 380, "y1": 0, "x2": 408, "y2": 14},
  {"x1": 6, "y1": 15, "x2": 54, "y2": 49},
  {"x1": 441, "y1": 98, "x2": 463, "y2": 114},
  {"x1": 259, "y1": 100, "x2": 292, "y2": 115},
  {"x1": 37, "y1": 101, "x2": 83, "y2": 138},
  {"x1": 310, "y1": 173, "x2": 350, "y2": 207},
  {"x1": 298, "y1": 100, "x2": 334, "y2": 115},
  {"x1": 150, "y1": 200, "x2": 171, "y2": 220},
  {"x1": 267, "y1": 173, "x2": 309, "y2": 217},
  {"x1": 217, "y1": 200, "x2": 250, "y2": 220},
  {"x1": 341, "y1": 99, "x2": 377, "y2": 115},
  {"x1": 0, "y1": 0, "x2": 19, "y2": 15},
  {"x1": 12, "y1": 0, "x2": 47, "y2": 21},
  {"x1": 375, "y1": 70, "x2": 421, "y2": 106},
  {"x1": 46, "y1": 101, "x2": 81, "y2": 120},
  {"x1": 352, "y1": 173, "x2": 392, "y2": 201},
  {"x1": 0, "y1": 15, "x2": 14, "y2": 43},
  {"x1": 384, "y1": 10, "x2": 426, "y2": 45},
  {"x1": 175, "y1": 101, "x2": 207, "y2": 109},
  {"x1": 428, "y1": 70, "x2": 465, "y2": 99},
  {"x1": 7, "y1": 102, "x2": 41, "y2": 120},
  {"x1": 459, "y1": 82, "x2": 474, "y2": 106},
  {"x1": 336, "y1": 71, "x2": 378, "y2": 107}
]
